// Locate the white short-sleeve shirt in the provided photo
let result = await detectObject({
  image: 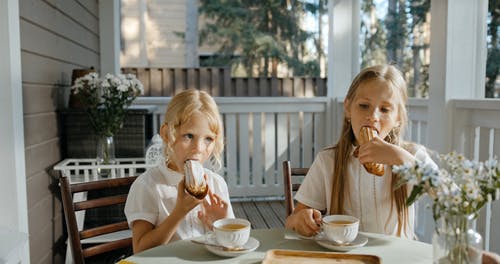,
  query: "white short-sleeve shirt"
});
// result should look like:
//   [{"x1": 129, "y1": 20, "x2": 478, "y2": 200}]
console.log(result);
[
  {"x1": 295, "y1": 145, "x2": 436, "y2": 239},
  {"x1": 125, "y1": 162, "x2": 235, "y2": 243}
]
